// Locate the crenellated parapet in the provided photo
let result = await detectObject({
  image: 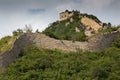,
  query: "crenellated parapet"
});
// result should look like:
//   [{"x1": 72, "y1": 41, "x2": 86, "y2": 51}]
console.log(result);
[{"x1": 59, "y1": 10, "x2": 80, "y2": 21}]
